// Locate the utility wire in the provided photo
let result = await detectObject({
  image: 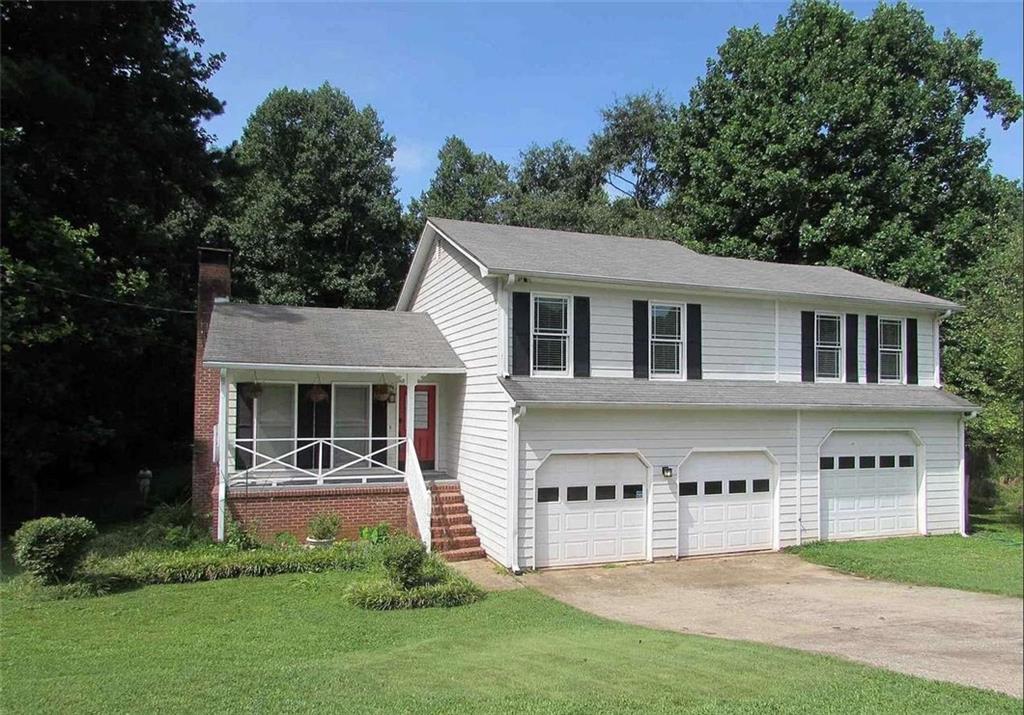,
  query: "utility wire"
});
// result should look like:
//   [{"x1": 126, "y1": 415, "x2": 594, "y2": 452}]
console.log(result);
[{"x1": 9, "y1": 277, "x2": 197, "y2": 314}]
